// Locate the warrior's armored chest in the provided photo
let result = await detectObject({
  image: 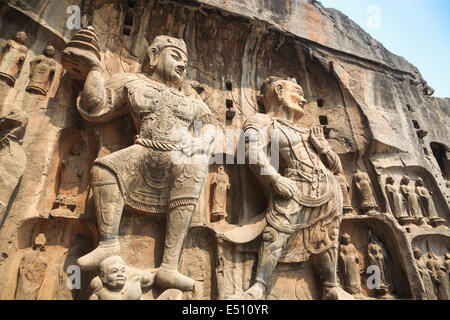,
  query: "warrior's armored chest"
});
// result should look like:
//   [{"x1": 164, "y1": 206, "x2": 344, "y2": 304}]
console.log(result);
[{"x1": 126, "y1": 79, "x2": 197, "y2": 141}]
